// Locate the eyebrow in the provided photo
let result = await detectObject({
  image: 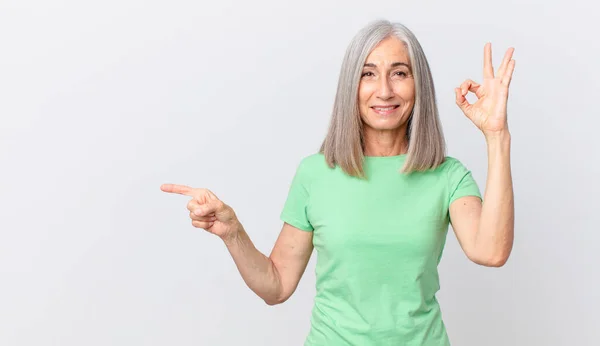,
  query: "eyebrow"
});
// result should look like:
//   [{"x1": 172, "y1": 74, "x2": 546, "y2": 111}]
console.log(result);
[{"x1": 363, "y1": 62, "x2": 410, "y2": 68}]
